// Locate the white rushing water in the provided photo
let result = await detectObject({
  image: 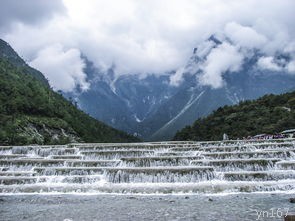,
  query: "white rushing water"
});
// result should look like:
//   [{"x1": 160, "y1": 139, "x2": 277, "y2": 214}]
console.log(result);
[{"x1": 0, "y1": 139, "x2": 295, "y2": 194}]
